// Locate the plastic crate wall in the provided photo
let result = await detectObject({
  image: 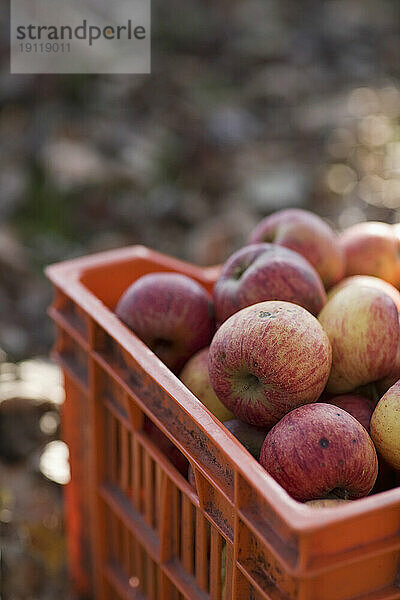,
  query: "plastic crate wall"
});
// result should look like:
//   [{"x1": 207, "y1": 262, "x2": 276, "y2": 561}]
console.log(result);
[{"x1": 47, "y1": 246, "x2": 400, "y2": 600}]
